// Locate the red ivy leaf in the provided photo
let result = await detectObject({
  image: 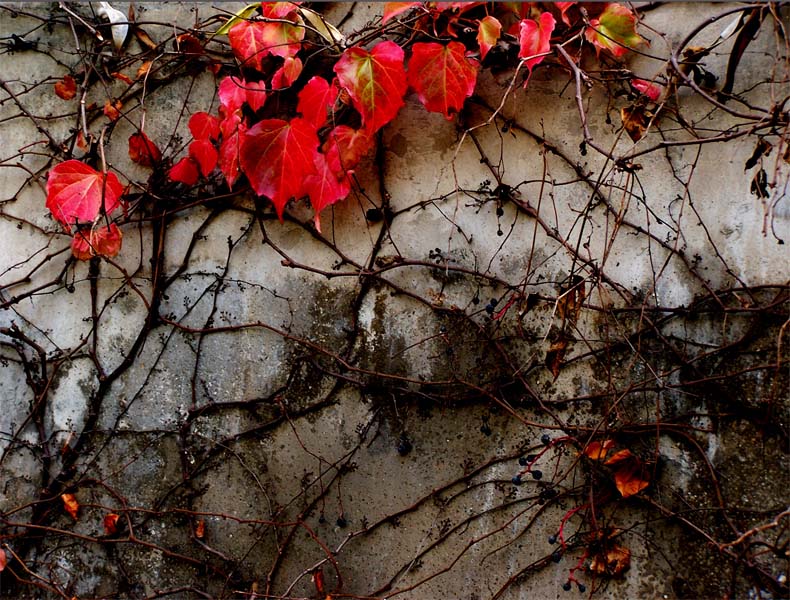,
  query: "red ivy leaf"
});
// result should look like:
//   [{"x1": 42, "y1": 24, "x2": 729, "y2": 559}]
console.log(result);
[
  {"x1": 322, "y1": 125, "x2": 373, "y2": 180},
  {"x1": 219, "y1": 113, "x2": 245, "y2": 189},
  {"x1": 271, "y1": 57, "x2": 303, "y2": 89},
  {"x1": 304, "y1": 152, "x2": 351, "y2": 232},
  {"x1": 46, "y1": 160, "x2": 123, "y2": 231},
  {"x1": 54, "y1": 74, "x2": 77, "y2": 100},
  {"x1": 407, "y1": 41, "x2": 479, "y2": 120},
  {"x1": 297, "y1": 76, "x2": 338, "y2": 129},
  {"x1": 228, "y1": 21, "x2": 270, "y2": 71},
  {"x1": 0, "y1": 548, "x2": 7, "y2": 572},
  {"x1": 169, "y1": 157, "x2": 200, "y2": 186},
  {"x1": 631, "y1": 78, "x2": 662, "y2": 101},
  {"x1": 585, "y1": 3, "x2": 645, "y2": 58},
  {"x1": 245, "y1": 80, "x2": 268, "y2": 112},
  {"x1": 240, "y1": 117, "x2": 319, "y2": 219},
  {"x1": 518, "y1": 12, "x2": 556, "y2": 76},
  {"x1": 477, "y1": 16, "x2": 501, "y2": 61},
  {"x1": 262, "y1": 2, "x2": 301, "y2": 19},
  {"x1": 71, "y1": 223, "x2": 123, "y2": 261},
  {"x1": 128, "y1": 132, "x2": 162, "y2": 167},
  {"x1": 62, "y1": 493, "x2": 79, "y2": 520},
  {"x1": 189, "y1": 139, "x2": 219, "y2": 177},
  {"x1": 189, "y1": 112, "x2": 221, "y2": 142},
  {"x1": 103, "y1": 513, "x2": 120, "y2": 535},
  {"x1": 555, "y1": 2, "x2": 575, "y2": 26},
  {"x1": 219, "y1": 76, "x2": 249, "y2": 116},
  {"x1": 382, "y1": 2, "x2": 421, "y2": 23},
  {"x1": 334, "y1": 41, "x2": 407, "y2": 133}
]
